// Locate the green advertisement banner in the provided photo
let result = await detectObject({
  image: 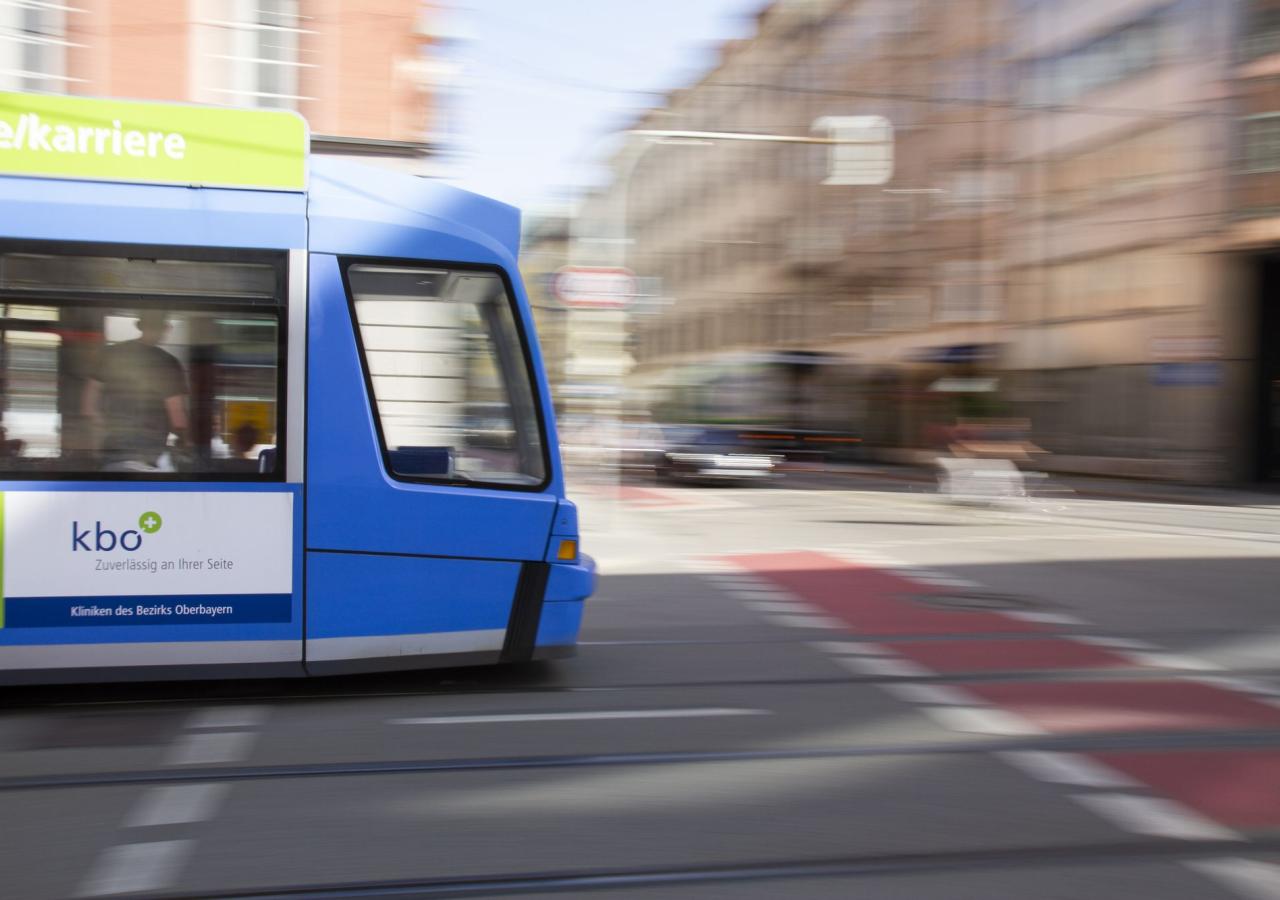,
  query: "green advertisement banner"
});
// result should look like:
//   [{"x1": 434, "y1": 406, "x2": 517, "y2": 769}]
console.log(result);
[{"x1": 0, "y1": 92, "x2": 308, "y2": 191}]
